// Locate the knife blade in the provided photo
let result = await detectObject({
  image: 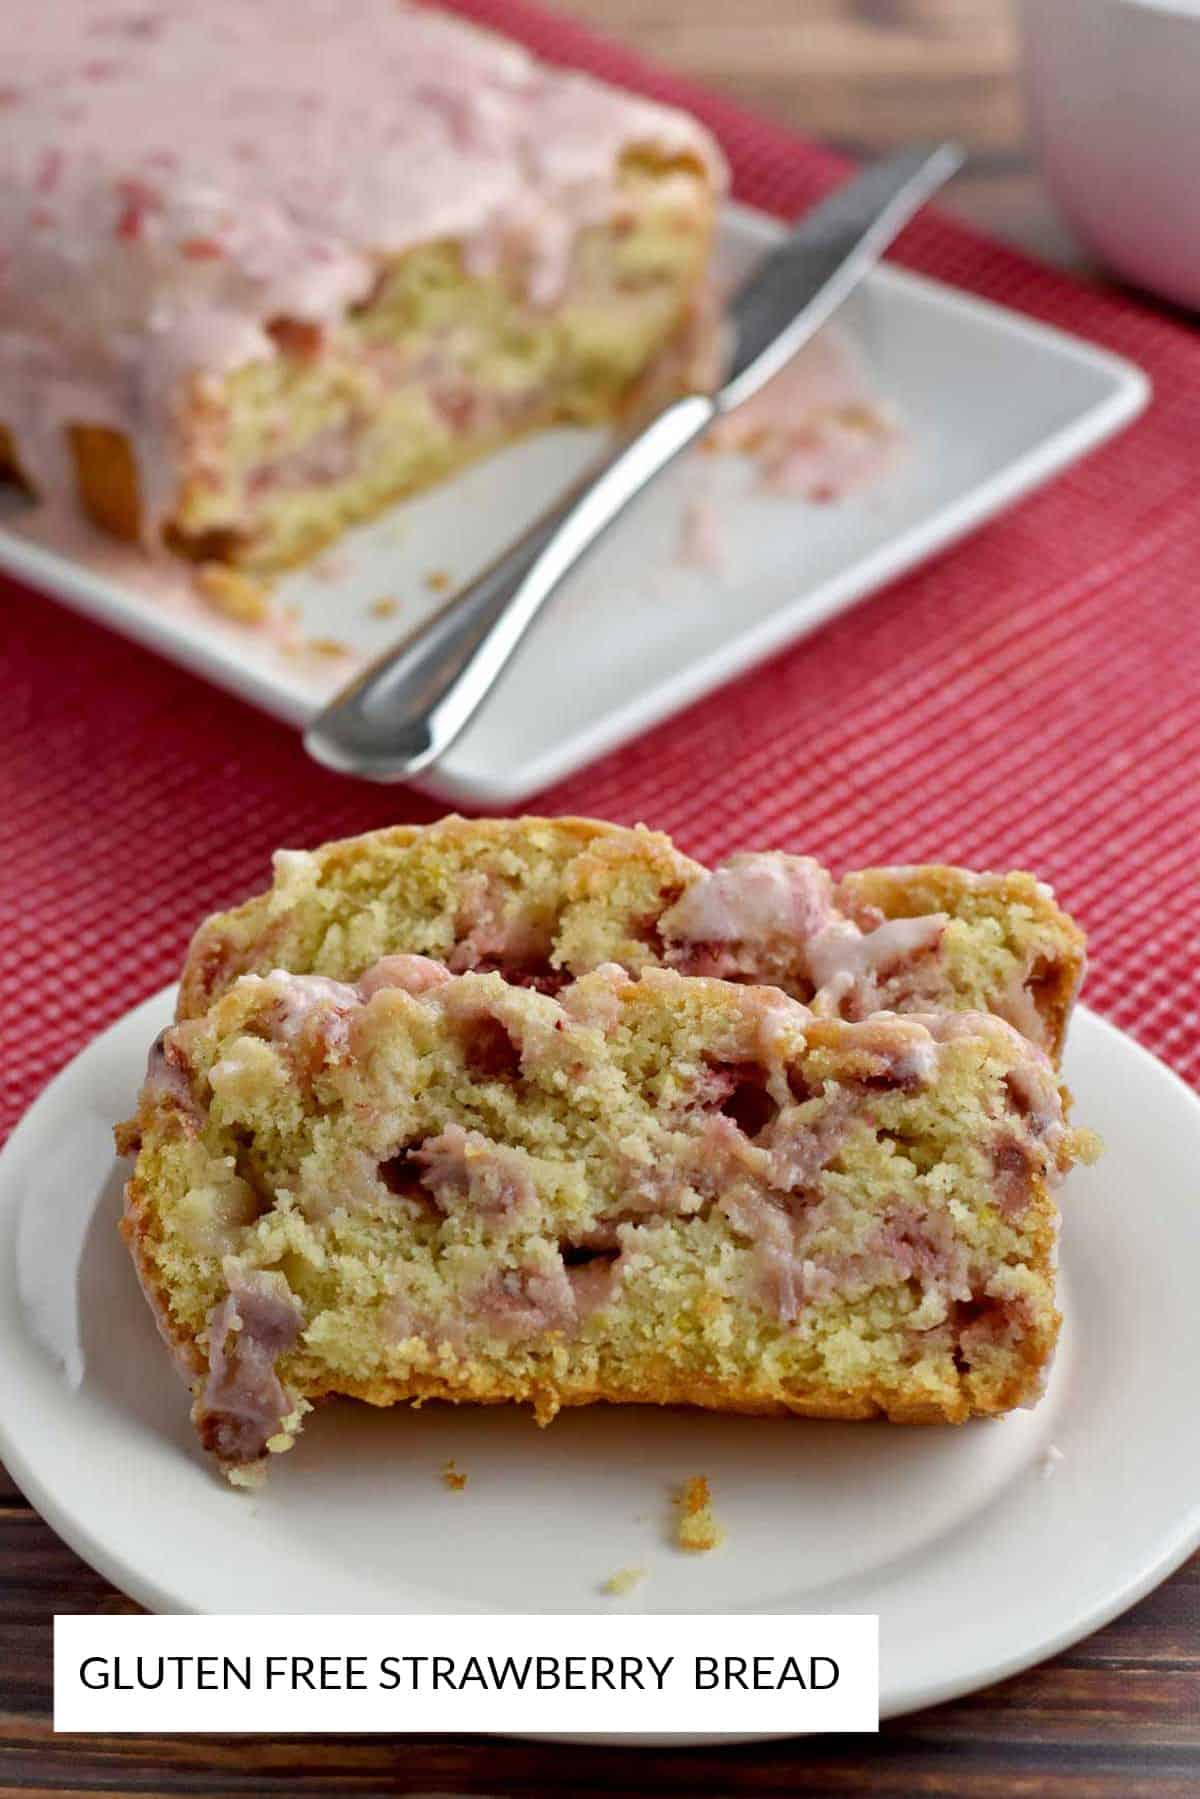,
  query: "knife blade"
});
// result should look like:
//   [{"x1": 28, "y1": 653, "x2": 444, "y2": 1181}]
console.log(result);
[{"x1": 719, "y1": 143, "x2": 962, "y2": 412}]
